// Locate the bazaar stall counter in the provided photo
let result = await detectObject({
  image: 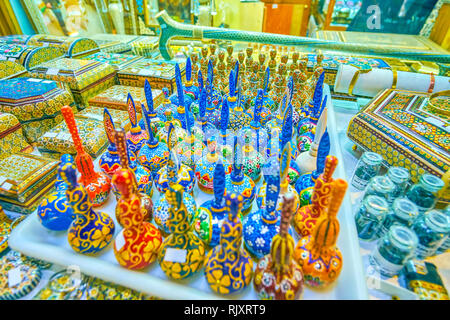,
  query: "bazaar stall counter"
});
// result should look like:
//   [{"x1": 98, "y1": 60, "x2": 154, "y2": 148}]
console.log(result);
[{"x1": 7, "y1": 85, "x2": 368, "y2": 300}]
